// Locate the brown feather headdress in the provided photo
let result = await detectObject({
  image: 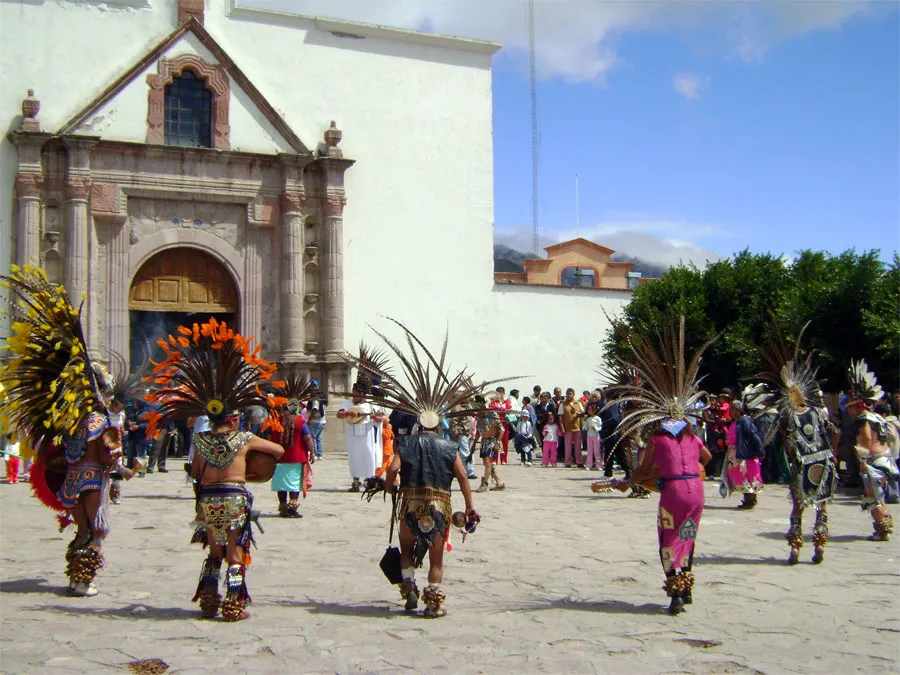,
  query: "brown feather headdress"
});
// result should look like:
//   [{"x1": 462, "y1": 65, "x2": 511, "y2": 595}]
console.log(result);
[
  {"x1": 143, "y1": 318, "x2": 285, "y2": 437},
  {"x1": 338, "y1": 318, "x2": 519, "y2": 429},
  {"x1": 753, "y1": 319, "x2": 823, "y2": 414},
  {"x1": 274, "y1": 367, "x2": 319, "y2": 407},
  {"x1": 109, "y1": 350, "x2": 152, "y2": 405},
  {"x1": 600, "y1": 315, "x2": 720, "y2": 444}
]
